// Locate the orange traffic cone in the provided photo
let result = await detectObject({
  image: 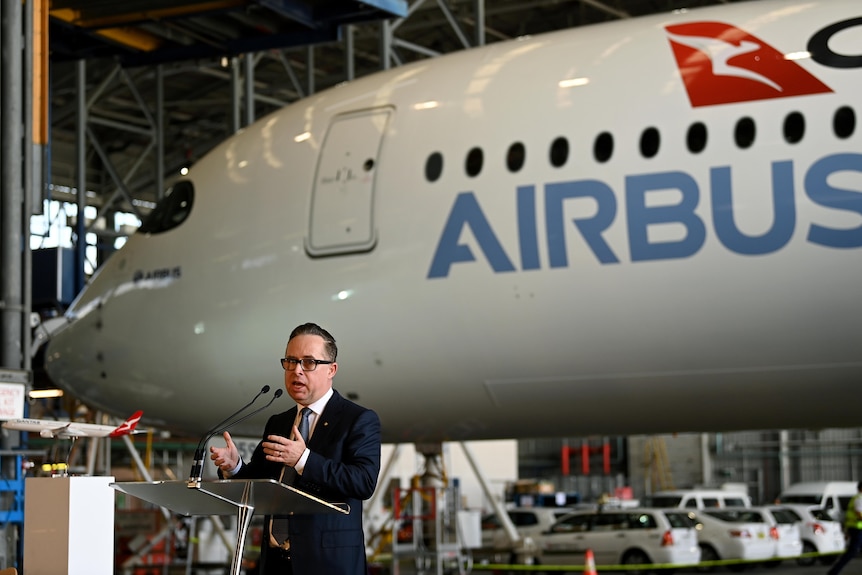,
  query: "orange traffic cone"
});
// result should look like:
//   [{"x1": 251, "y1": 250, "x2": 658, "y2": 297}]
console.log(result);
[{"x1": 584, "y1": 548, "x2": 598, "y2": 575}]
